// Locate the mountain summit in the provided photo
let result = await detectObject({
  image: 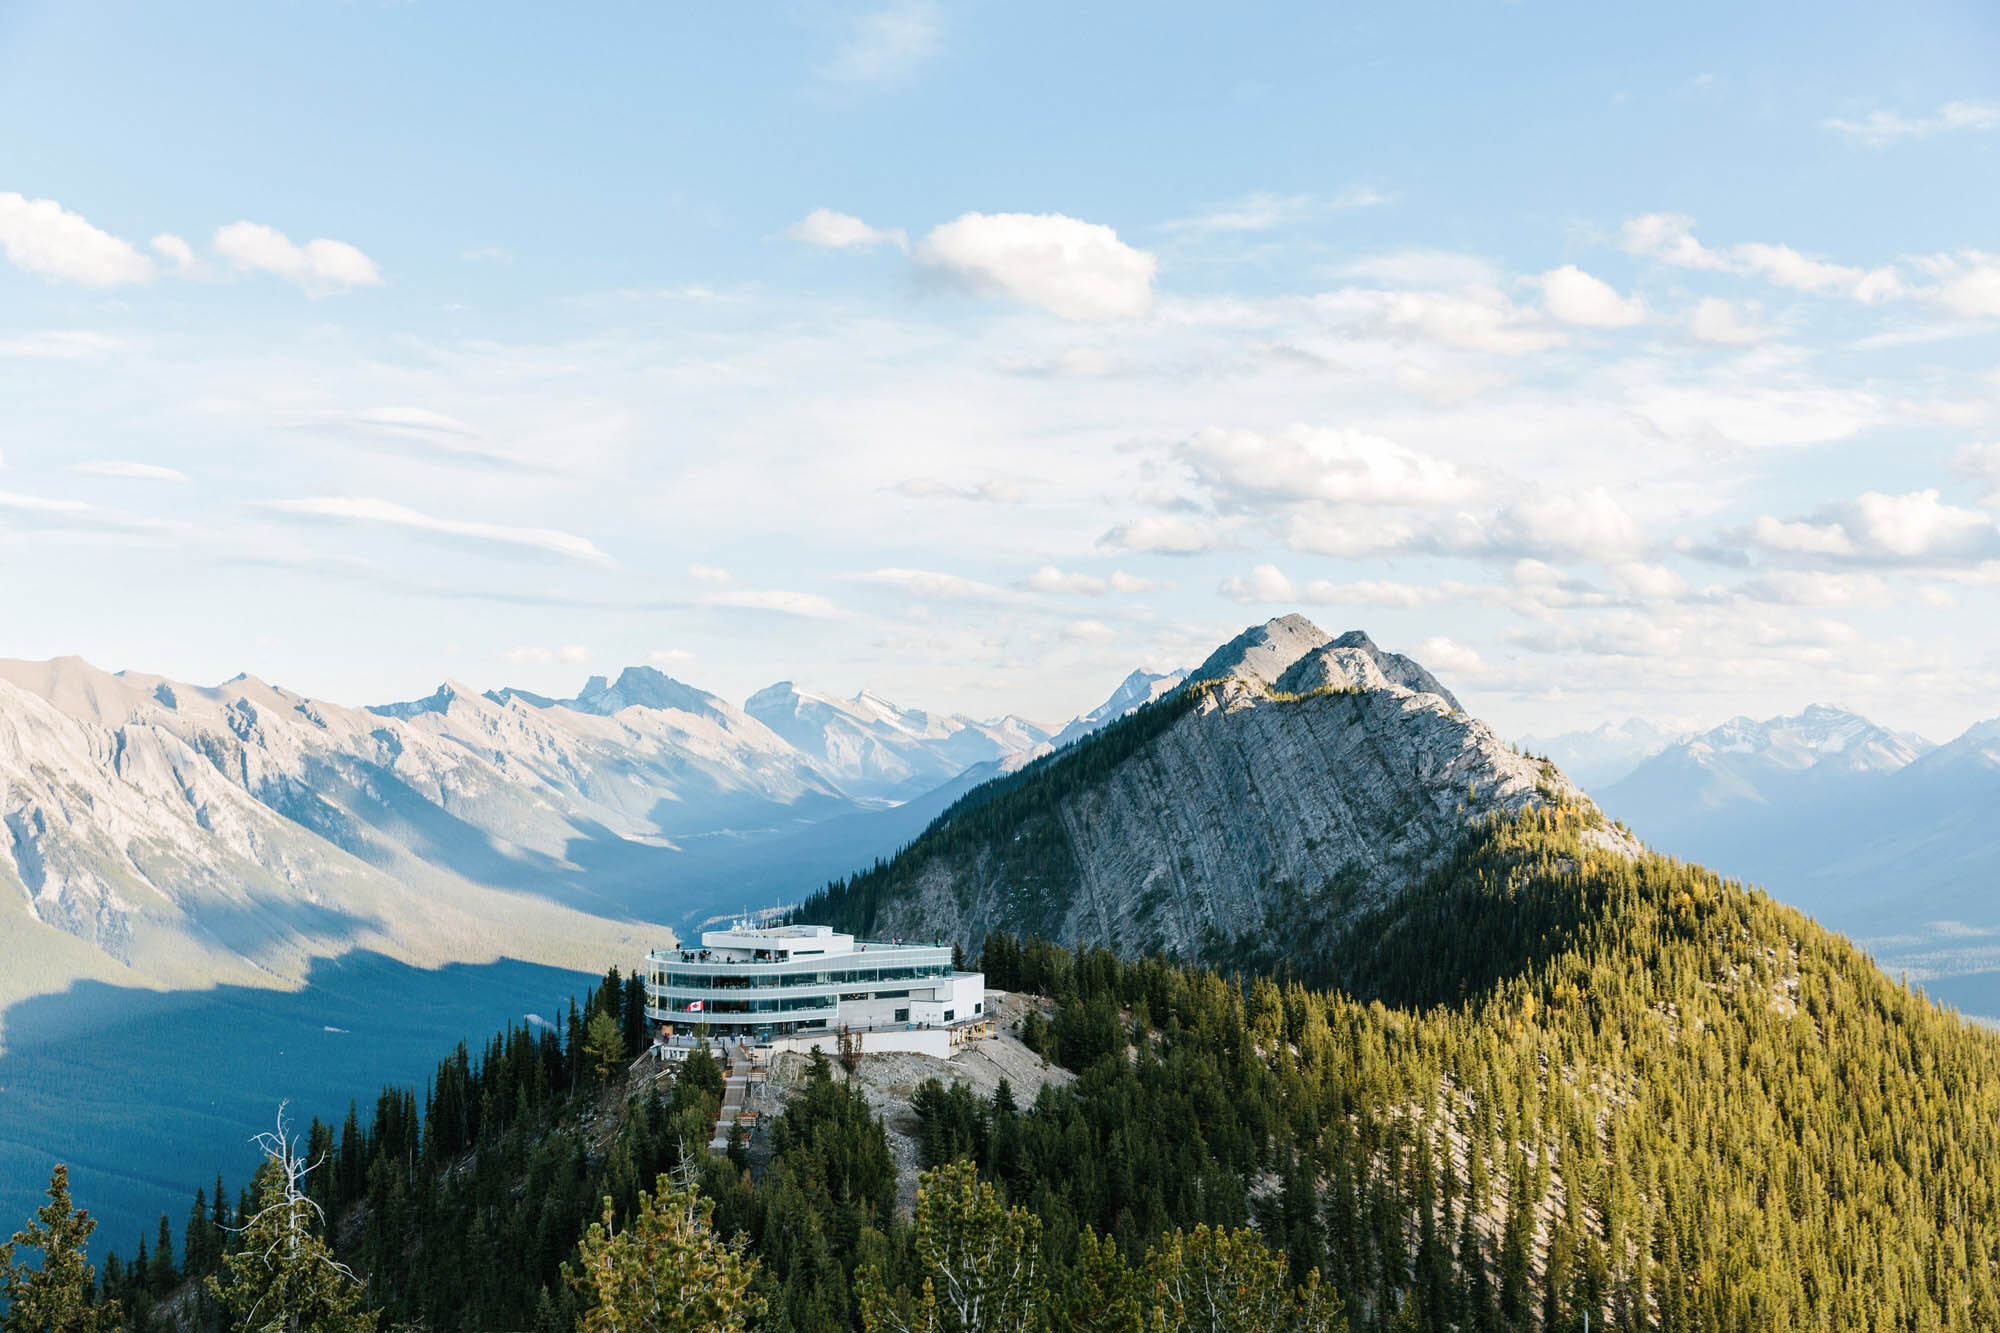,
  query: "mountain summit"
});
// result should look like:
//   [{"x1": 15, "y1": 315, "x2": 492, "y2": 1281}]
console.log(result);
[{"x1": 802, "y1": 617, "x2": 1630, "y2": 963}]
